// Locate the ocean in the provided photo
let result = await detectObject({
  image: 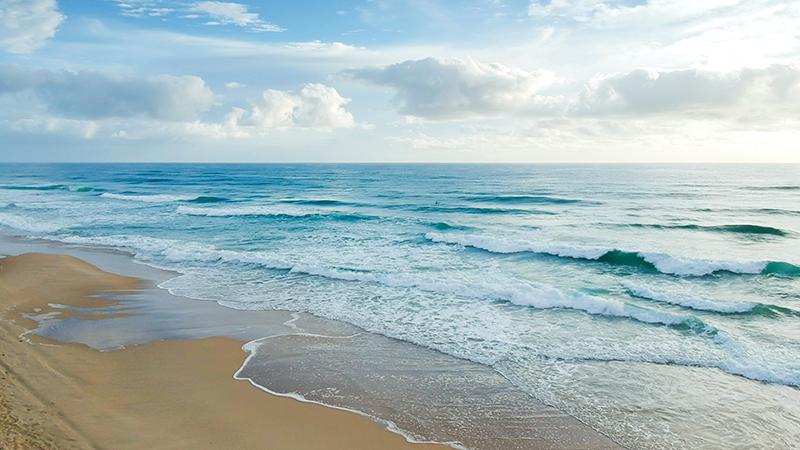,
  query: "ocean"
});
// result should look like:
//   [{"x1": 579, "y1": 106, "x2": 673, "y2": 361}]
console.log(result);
[{"x1": 1, "y1": 163, "x2": 799, "y2": 448}]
